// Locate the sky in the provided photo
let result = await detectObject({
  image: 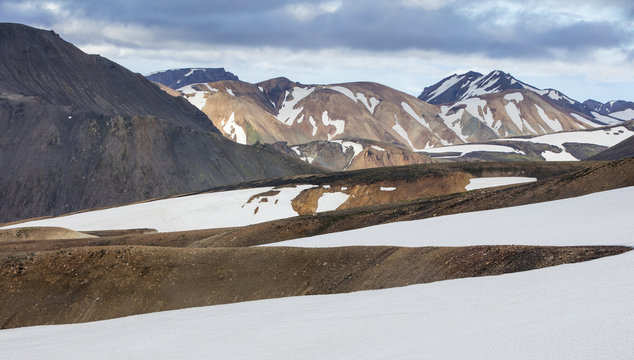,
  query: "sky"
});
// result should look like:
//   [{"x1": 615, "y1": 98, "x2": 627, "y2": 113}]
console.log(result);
[{"x1": 2, "y1": 0, "x2": 633, "y2": 102}]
